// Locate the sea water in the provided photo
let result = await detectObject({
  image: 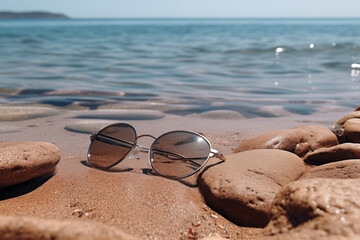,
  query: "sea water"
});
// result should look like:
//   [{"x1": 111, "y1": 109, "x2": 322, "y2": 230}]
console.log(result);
[{"x1": 1, "y1": 18, "x2": 360, "y2": 117}]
